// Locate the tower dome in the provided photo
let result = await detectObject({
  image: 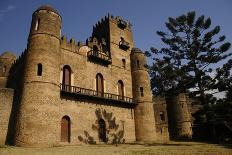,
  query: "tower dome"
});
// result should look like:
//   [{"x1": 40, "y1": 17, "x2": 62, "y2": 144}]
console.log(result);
[
  {"x1": 35, "y1": 5, "x2": 59, "y2": 15},
  {"x1": 0, "y1": 51, "x2": 16, "y2": 60}
]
